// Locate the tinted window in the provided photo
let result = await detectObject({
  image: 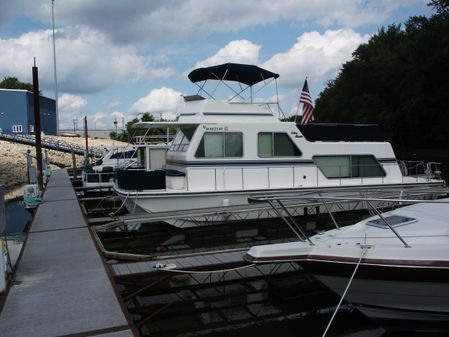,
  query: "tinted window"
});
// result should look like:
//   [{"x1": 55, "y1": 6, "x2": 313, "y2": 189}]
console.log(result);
[
  {"x1": 258, "y1": 132, "x2": 301, "y2": 157},
  {"x1": 169, "y1": 127, "x2": 197, "y2": 152},
  {"x1": 314, "y1": 155, "x2": 385, "y2": 178},
  {"x1": 195, "y1": 132, "x2": 243, "y2": 158}
]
